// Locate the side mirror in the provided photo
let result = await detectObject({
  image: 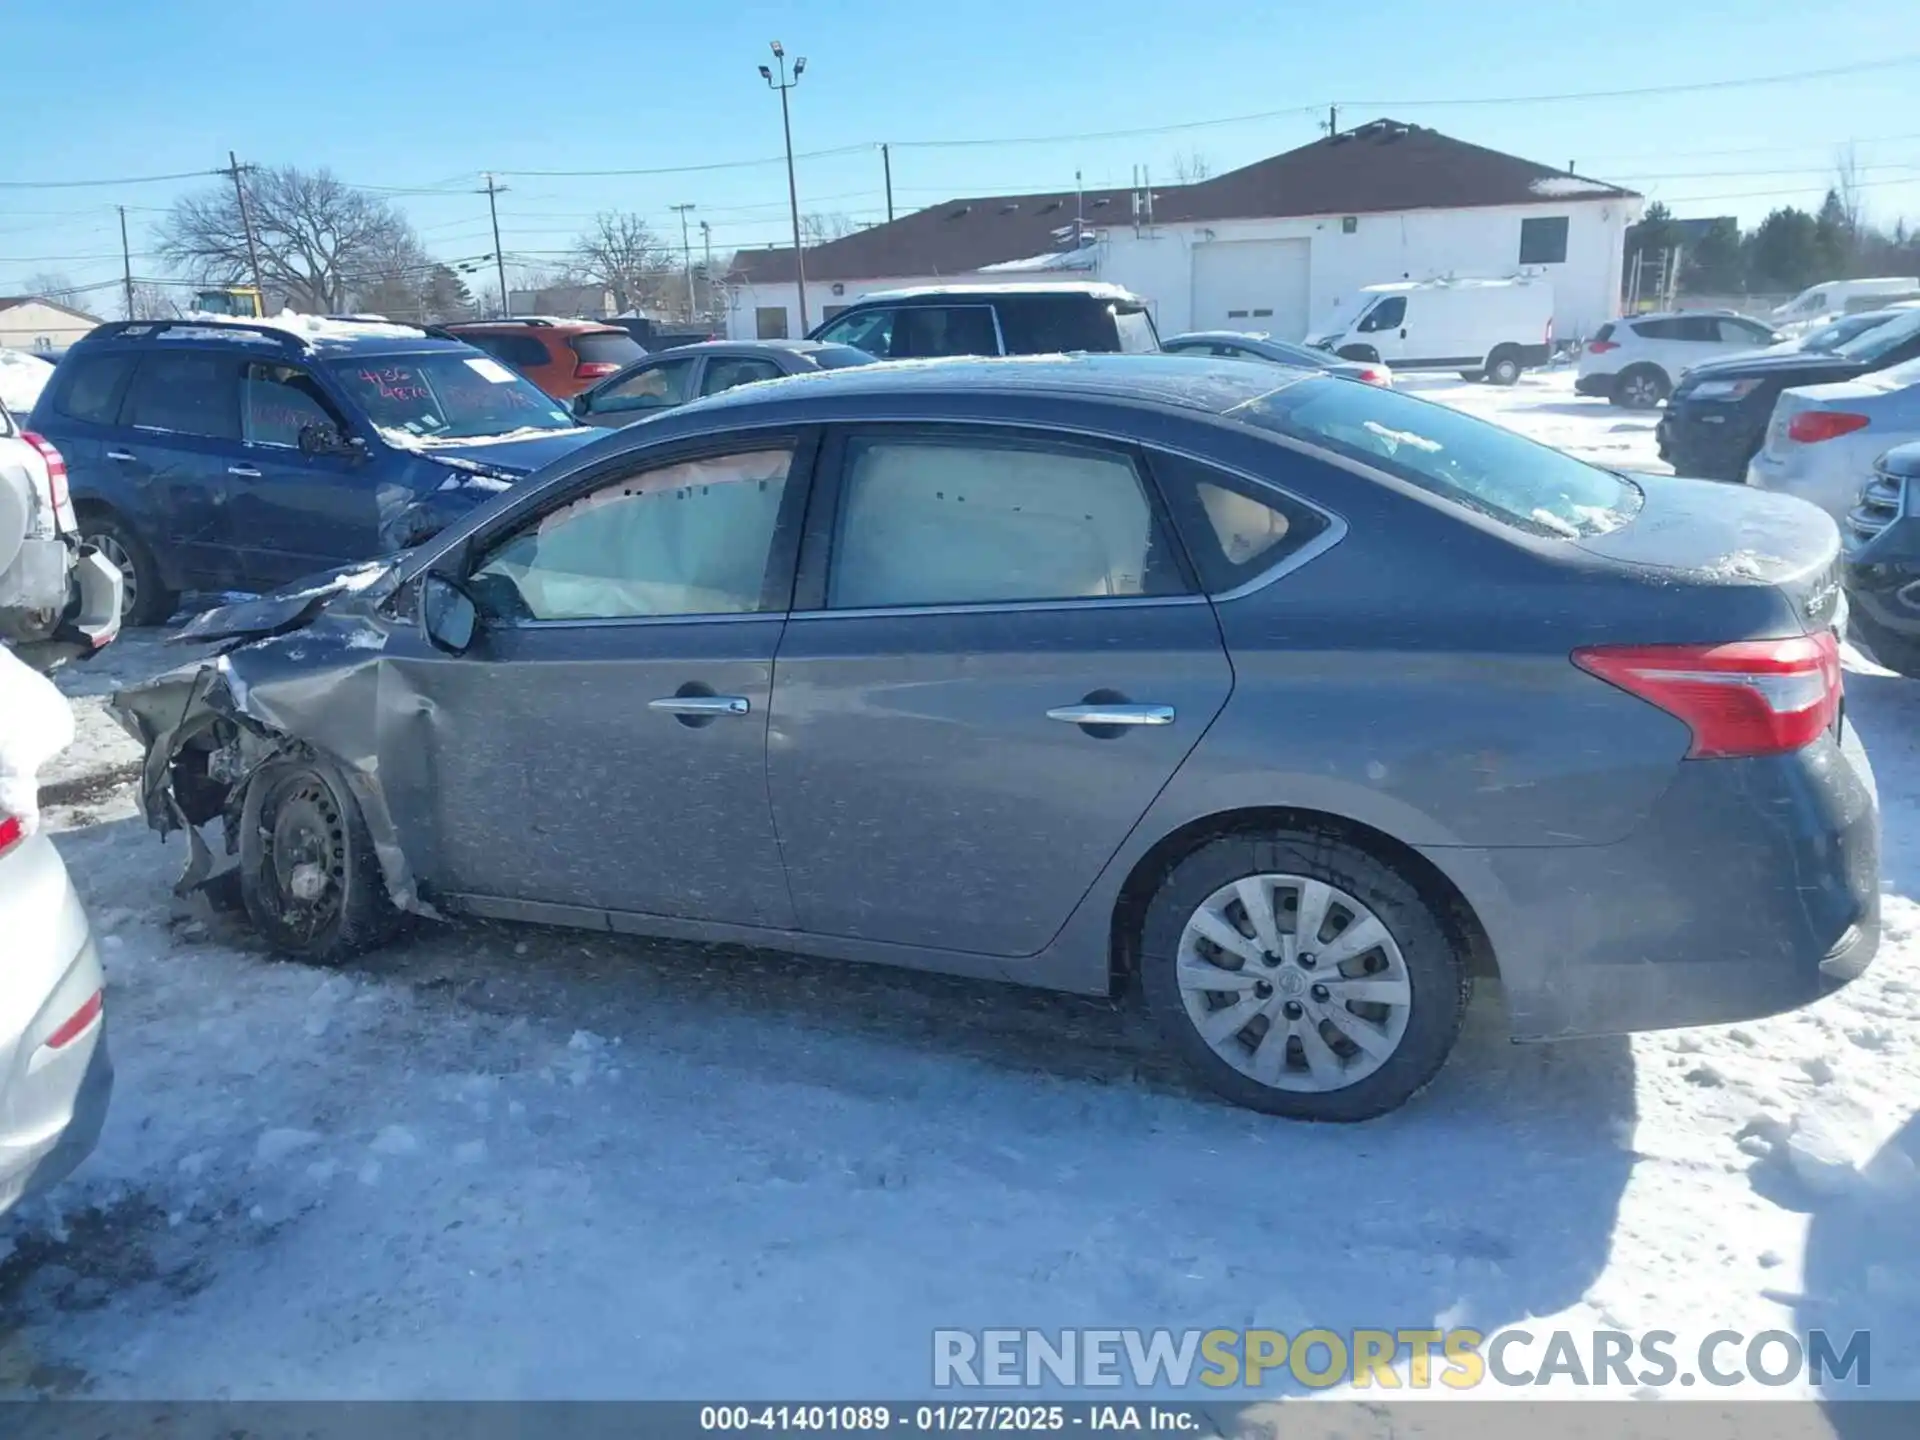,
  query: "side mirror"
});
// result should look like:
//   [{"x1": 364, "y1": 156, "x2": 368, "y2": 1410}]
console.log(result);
[
  {"x1": 420, "y1": 573, "x2": 477, "y2": 655},
  {"x1": 570, "y1": 392, "x2": 592, "y2": 419}
]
